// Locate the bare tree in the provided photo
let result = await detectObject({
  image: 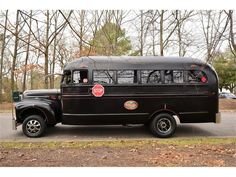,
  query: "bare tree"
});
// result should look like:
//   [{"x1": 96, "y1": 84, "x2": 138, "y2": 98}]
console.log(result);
[
  {"x1": 20, "y1": 10, "x2": 72, "y2": 88},
  {"x1": 22, "y1": 10, "x2": 32, "y2": 91},
  {"x1": 44, "y1": 10, "x2": 50, "y2": 88},
  {"x1": 0, "y1": 10, "x2": 8, "y2": 103},
  {"x1": 225, "y1": 10, "x2": 236, "y2": 58},
  {"x1": 140, "y1": 10, "x2": 145, "y2": 56},
  {"x1": 149, "y1": 10, "x2": 159, "y2": 56},
  {"x1": 175, "y1": 10, "x2": 194, "y2": 57},
  {"x1": 159, "y1": 10, "x2": 165, "y2": 56},
  {"x1": 59, "y1": 10, "x2": 91, "y2": 49},
  {"x1": 199, "y1": 10, "x2": 229, "y2": 61},
  {"x1": 133, "y1": 10, "x2": 151, "y2": 56},
  {"x1": 11, "y1": 10, "x2": 20, "y2": 93},
  {"x1": 78, "y1": 10, "x2": 86, "y2": 57},
  {"x1": 158, "y1": 10, "x2": 194, "y2": 56},
  {"x1": 69, "y1": 10, "x2": 89, "y2": 57},
  {"x1": 50, "y1": 11, "x2": 58, "y2": 89}
]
